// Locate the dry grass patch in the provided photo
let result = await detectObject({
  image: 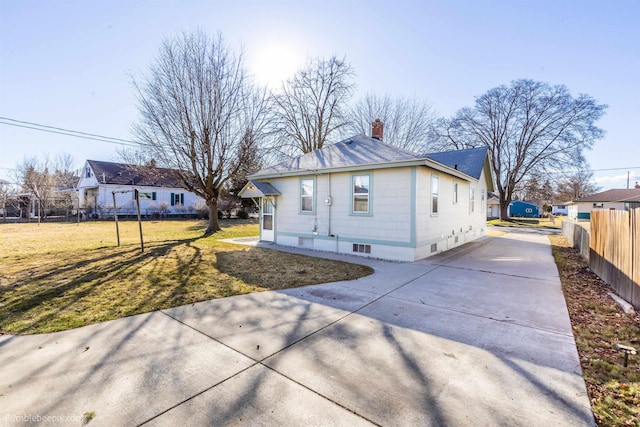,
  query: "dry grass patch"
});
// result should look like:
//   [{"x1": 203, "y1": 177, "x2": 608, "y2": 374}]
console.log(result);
[
  {"x1": 0, "y1": 220, "x2": 372, "y2": 334},
  {"x1": 550, "y1": 234, "x2": 640, "y2": 426},
  {"x1": 488, "y1": 217, "x2": 561, "y2": 229}
]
